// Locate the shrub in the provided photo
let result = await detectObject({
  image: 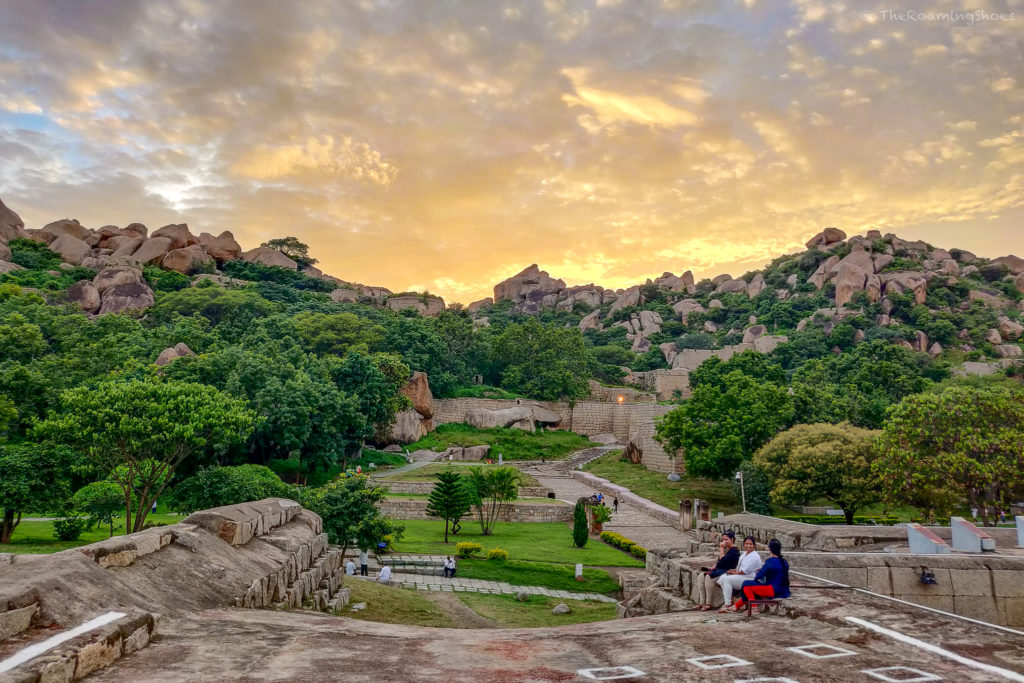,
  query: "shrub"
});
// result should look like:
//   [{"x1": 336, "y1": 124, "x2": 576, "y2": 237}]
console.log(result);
[
  {"x1": 486, "y1": 548, "x2": 509, "y2": 561},
  {"x1": 168, "y1": 465, "x2": 293, "y2": 513},
  {"x1": 143, "y1": 266, "x2": 191, "y2": 292},
  {"x1": 776, "y1": 514, "x2": 899, "y2": 525},
  {"x1": 591, "y1": 504, "x2": 612, "y2": 524},
  {"x1": 8, "y1": 238, "x2": 62, "y2": 270},
  {"x1": 630, "y1": 545, "x2": 647, "y2": 559},
  {"x1": 572, "y1": 500, "x2": 588, "y2": 548},
  {"x1": 600, "y1": 530, "x2": 643, "y2": 557},
  {"x1": 456, "y1": 541, "x2": 482, "y2": 558},
  {"x1": 52, "y1": 516, "x2": 87, "y2": 541}
]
